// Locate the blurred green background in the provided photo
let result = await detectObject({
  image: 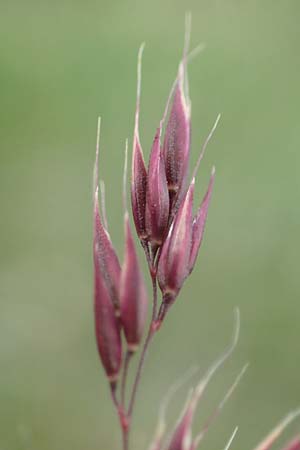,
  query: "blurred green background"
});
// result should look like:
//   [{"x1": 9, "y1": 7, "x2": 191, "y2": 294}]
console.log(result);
[{"x1": 1, "y1": 0, "x2": 300, "y2": 449}]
